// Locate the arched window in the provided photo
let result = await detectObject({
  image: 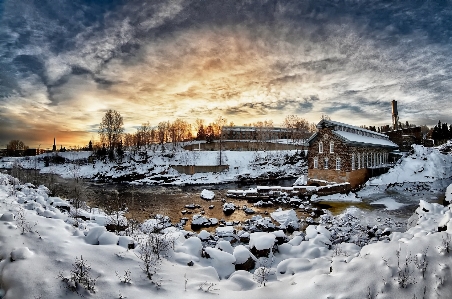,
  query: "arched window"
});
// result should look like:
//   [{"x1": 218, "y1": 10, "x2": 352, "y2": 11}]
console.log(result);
[
  {"x1": 324, "y1": 158, "x2": 329, "y2": 169},
  {"x1": 351, "y1": 153, "x2": 355, "y2": 170},
  {"x1": 314, "y1": 157, "x2": 318, "y2": 169},
  {"x1": 319, "y1": 142, "x2": 323, "y2": 153},
  {"x1": 330, "y1": 141, "x2": 334, "y2": 153},
  {"x1": 357, "y1": 153, "x2": 361, "y2": 169},
  {"x1": 336, "y1": 158, "x2": 341, "y2": 170}
]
